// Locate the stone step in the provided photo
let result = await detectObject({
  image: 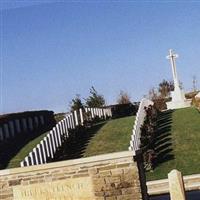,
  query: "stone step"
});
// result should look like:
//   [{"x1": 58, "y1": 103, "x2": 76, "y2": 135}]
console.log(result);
[{"x1": 147, "y1": 173, "x2": 200, "y2": 195}]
